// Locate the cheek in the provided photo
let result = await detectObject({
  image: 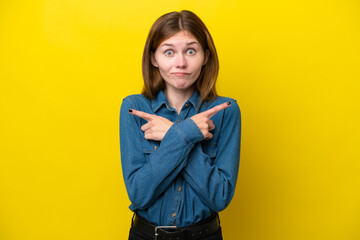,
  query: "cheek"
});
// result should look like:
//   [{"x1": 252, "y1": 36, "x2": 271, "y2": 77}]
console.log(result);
[
  {"x1": 191, "y1": 58, "x2": 205, "y2": 72},
  {"x1": 157, "y1": 58, "x2": 173, "y2": 72}
]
